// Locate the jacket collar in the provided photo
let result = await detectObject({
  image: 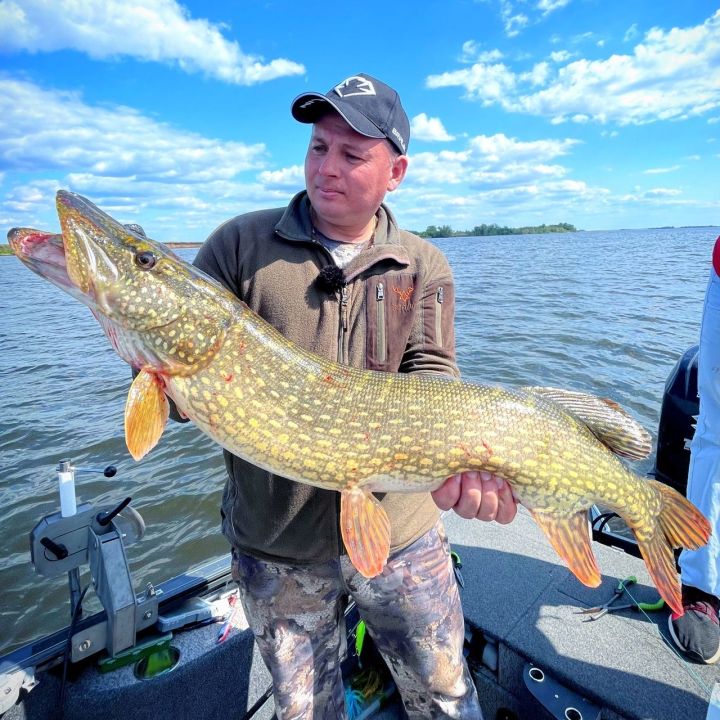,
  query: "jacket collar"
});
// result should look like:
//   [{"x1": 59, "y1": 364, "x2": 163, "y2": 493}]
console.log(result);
[{"x1": 275, "y1": 191, "x2": 411, "y2": 277}]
